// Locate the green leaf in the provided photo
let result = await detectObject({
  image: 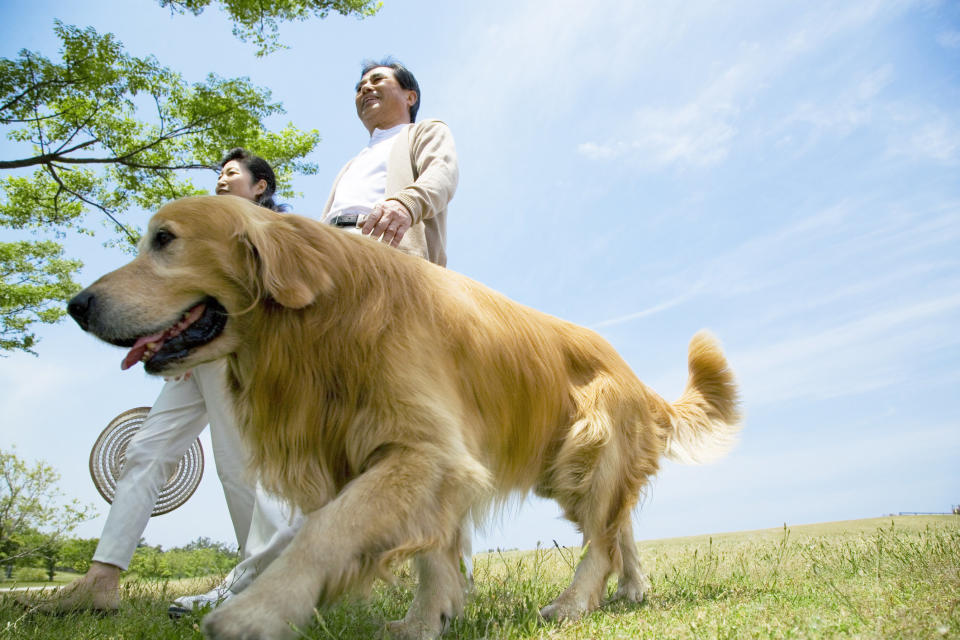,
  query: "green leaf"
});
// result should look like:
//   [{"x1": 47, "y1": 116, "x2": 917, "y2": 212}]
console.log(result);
[
  {"x1": 158, "y1": 0, "x2": 382, "y2": 56},
  {"x1": 0, "y1": 240, "x2": 82, "y2": 355},
  {"x1": 1, "y1": 21, "x2": 322, "y2": 353}
]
